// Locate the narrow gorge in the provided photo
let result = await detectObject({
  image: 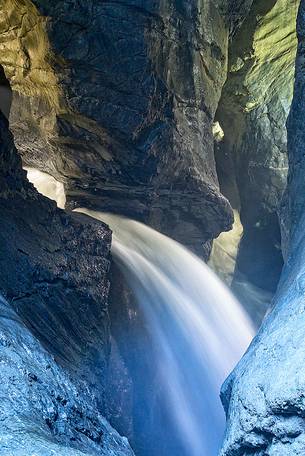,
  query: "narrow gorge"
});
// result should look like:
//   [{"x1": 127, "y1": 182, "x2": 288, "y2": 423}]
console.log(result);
[{"x1": 0, "y1": 0, "x2": 304, "y2": 455}]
